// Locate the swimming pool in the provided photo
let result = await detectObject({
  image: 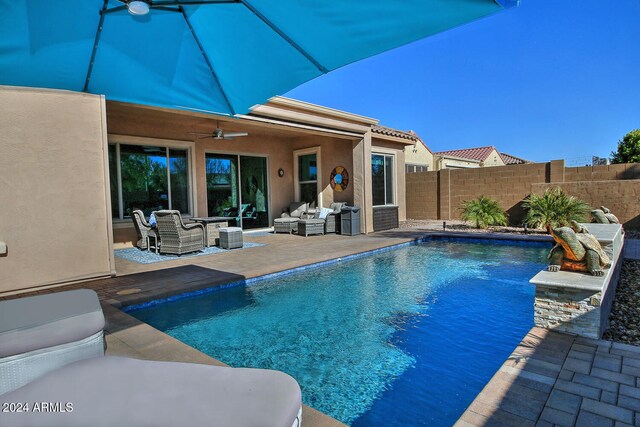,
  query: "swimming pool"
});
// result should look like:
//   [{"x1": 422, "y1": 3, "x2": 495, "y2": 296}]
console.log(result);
[{"x1": 128, "y1": 238, "x2": 548, "y2": 426}]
